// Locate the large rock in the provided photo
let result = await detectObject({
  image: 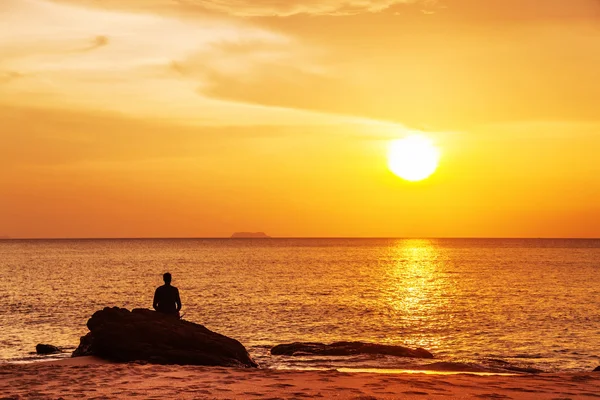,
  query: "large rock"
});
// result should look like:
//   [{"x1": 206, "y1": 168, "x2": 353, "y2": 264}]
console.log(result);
[
  {"x1": 594, "y1": 366, "x2": 600, "y2": 372},
  {"x1": 36, "y1": 344, "x2": 61, "y2": 355},
  {"x1": 72, "y1": 307, "x2": 257, "y2": 367},
  {"x1": 271, "y1": 341, "x2": 434, "y2": 359}
]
